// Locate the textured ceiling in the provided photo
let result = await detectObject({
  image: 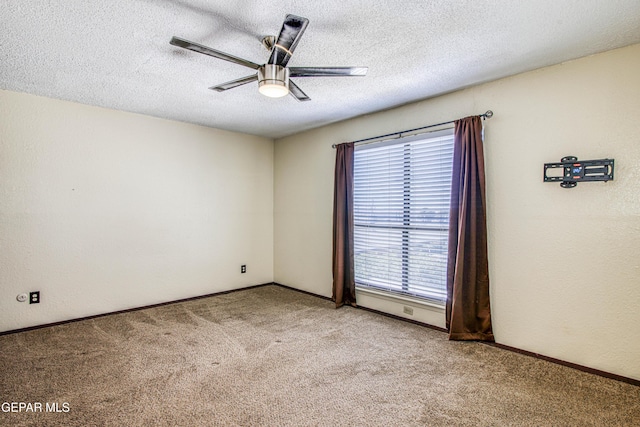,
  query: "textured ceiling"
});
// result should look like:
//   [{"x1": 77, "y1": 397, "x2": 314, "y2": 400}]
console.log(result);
[{"x1": 2, "y1": 1, "x2": 640, "y2": 139}]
